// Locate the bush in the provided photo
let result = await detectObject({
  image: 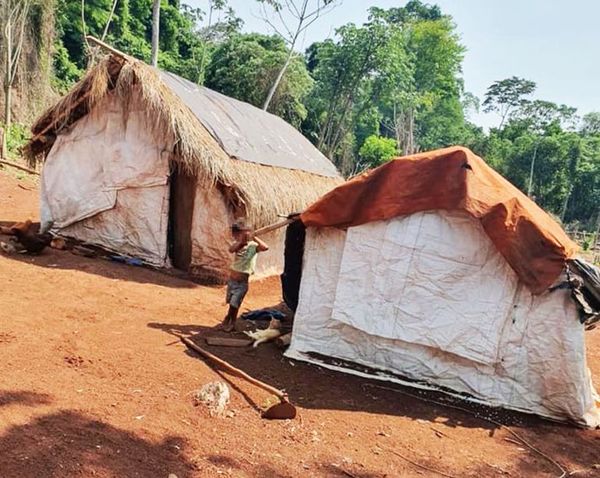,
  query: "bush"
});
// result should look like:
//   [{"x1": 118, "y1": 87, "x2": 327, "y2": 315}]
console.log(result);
[
  {"x1": 2, "y1": 123, "x2": 29, "y2": 158},
  {"x1": 358, "y1": 135, "x2": 398, "y2": 169},
  {"x1": 582, "y1": 233, "x2": 595, "y2": 251}
]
